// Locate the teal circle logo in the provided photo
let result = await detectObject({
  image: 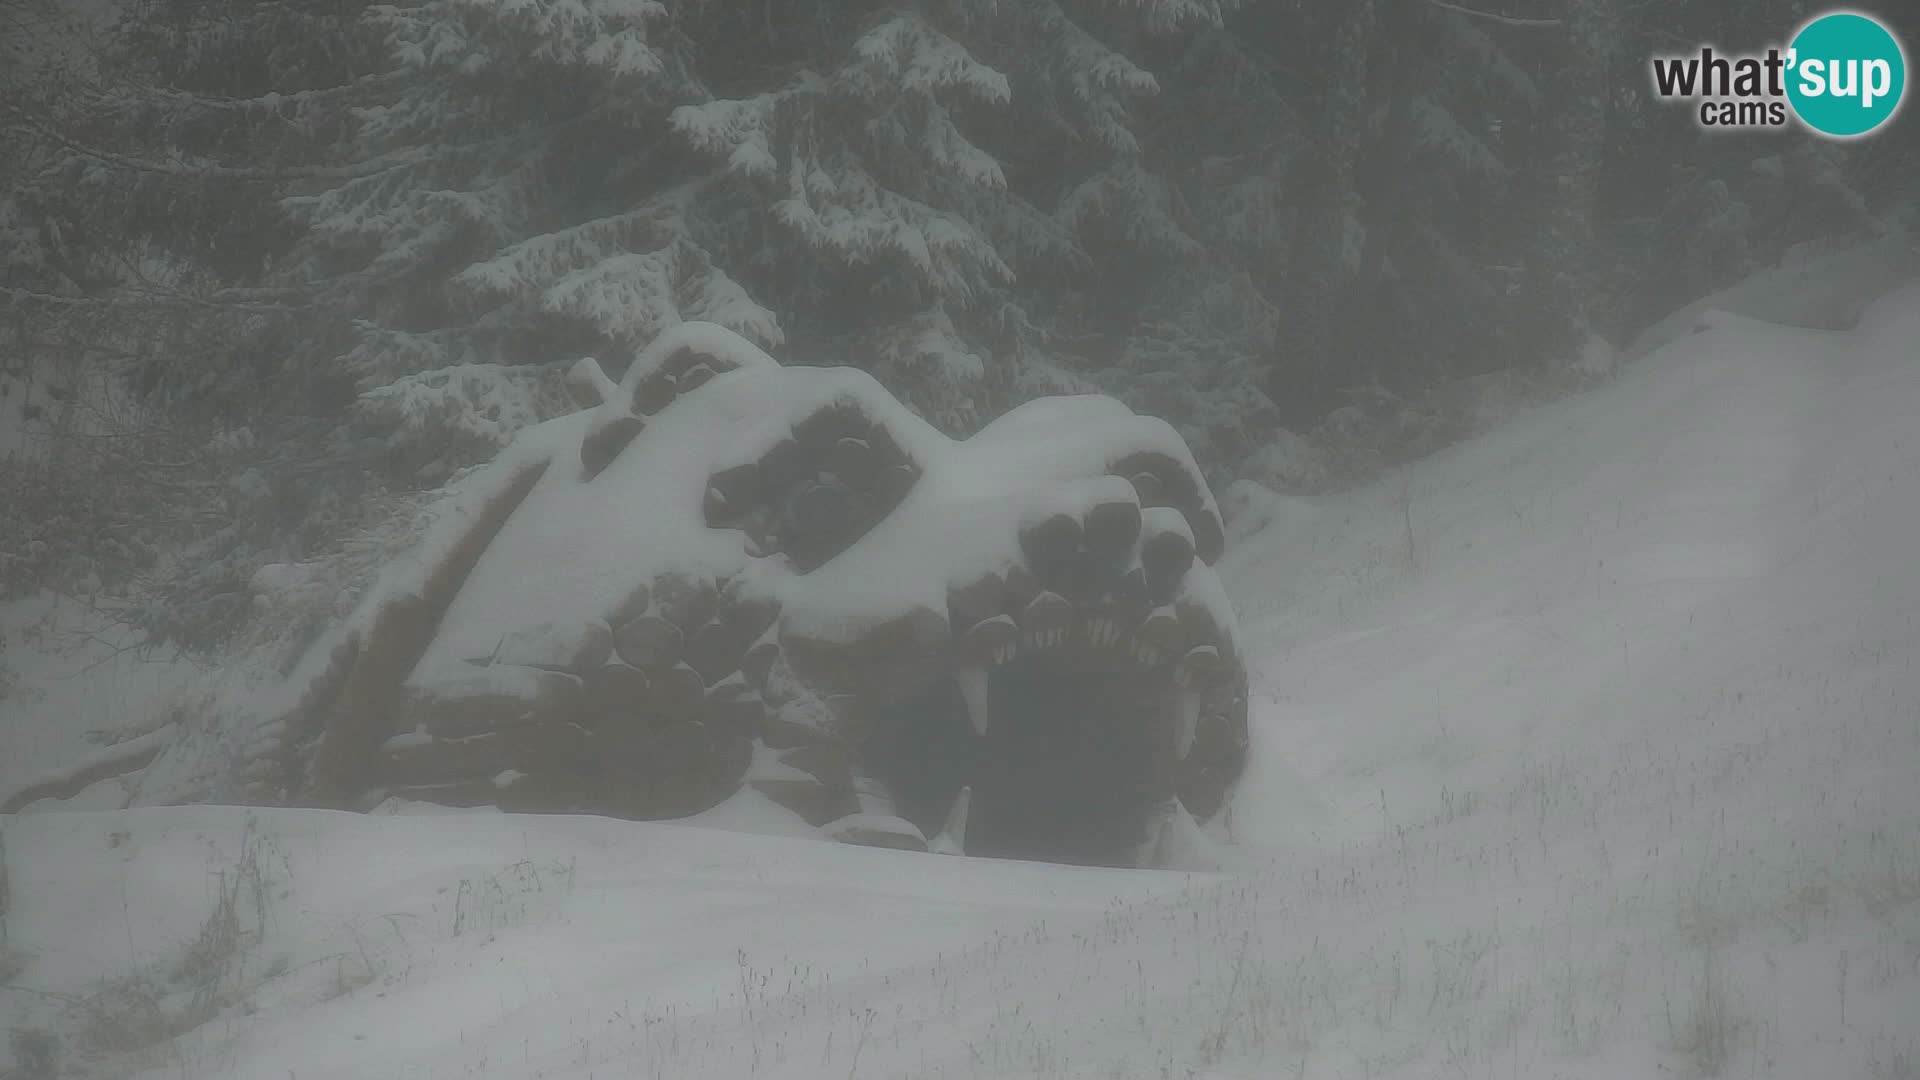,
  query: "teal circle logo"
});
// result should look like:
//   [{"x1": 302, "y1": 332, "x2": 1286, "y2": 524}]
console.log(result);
[{"x1": 1786, "y1": 12, "x2": 1906, "y2": 138}]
